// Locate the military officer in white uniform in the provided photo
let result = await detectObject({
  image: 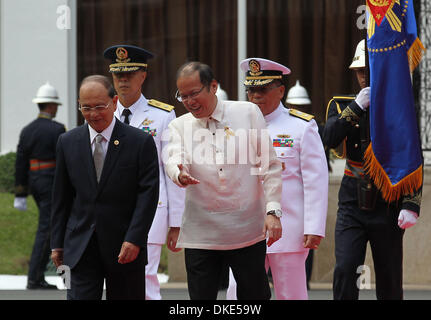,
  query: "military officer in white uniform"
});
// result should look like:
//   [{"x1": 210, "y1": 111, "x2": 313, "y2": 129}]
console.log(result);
[
  {"x1": 227, "y1": 58, "x2": 328, "y2": 300},
  {"x1": 104, "y1": 45, "x2": 185, "y2": 300}
]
